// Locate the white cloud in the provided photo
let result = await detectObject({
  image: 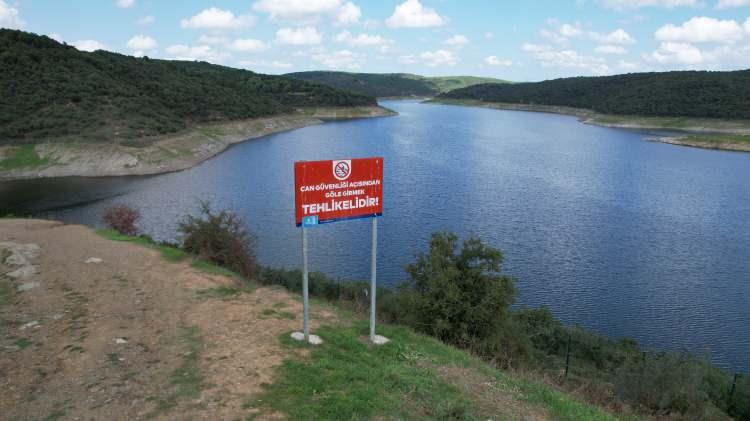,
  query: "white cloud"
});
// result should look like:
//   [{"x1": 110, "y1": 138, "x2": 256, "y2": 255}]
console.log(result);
[
  {"x1": 334, "y1": 30, "x2": 390, "y2": 47},
  {"x1": 594, "y1": 28, "x2": 636, "y2": 44},
  {"x1": 312, "y1": 49, "x2": 360, "y2": 69},
  {"x1": 238, "y1": 59, "x2": 293, "y2": 69},
  {"x1": 484, "y1": 32, "x2": 494, "y2": 39},
  {"x1": 229, "y1": 38, "x2": 269, "y2": 52},
  {"x1": 72, "y1": 40, "x2": 107, "y2": 52},
  {"x1": 599, "y1": 0, "x2": 699, "y2": 10},
  {"x1": 522, "y1": 43, "x2": 610, "y2": 75},
  {"x1": 540, "y1": 22, "x2": 635, "y2": 46},
  {"x1": 127, "y1": 35, "x2": 157, "y2": 51},
  {"x1": 595, "y1": 44, "x2": 627, "y2": 54},
  {"x1": 0, "y1": 0, "x2": 25, "y2": 29},
  {"x1": 420, "y1": 49, "x2": 457, "y2": 66},
  {"x1": 48, "y1": 33, "x2": 63, "y2": 43},
  {"x1": 398, "y1": 54, "x2": 418, "y2": 64},
  {"x1": 444, "y1": 35, "x2": 469, "y2": 46},
  {"x1": 540, "y1": 29, "x2": 570, "y2": 44},
  {"x1": 386, "y1": 0, "x2": 446, "y2": 28},
  {"x1": 276, "y1": 27, "x2": 322, "y2": 45},
  {"x1": 715, "y1": 0, "x2": 750, "y2": 8},
  {"x1": 198, "y1": 35, "x2": 229, "y2": 44},
  {"x1": 746, "y1": 17, "x2": 750, "y2": 32},
  {"x1": 617, "y1": 59, "x2": 641, "y2": 70},
  {"x1": 485, "y1": 56, "x2": 513, "y2": 66},
  {"x1": 116, "y1": 0, "x2": 135, "y2": 9},
  {"x1": 655, "y1": 17, "x2": 745, "y2": 43},
  {"x1": 649, "y1": 41, "x2": 704, "y2": 64},
  {"x1": 181, "y1": 8, "x2": 255, "y2": 30},
  {"x1": 336, "y1": 2, "x2": 361, "y2": 25},
  {"x1": 166, "y1": 44, "x2": 230, "y2": 63},
  {"x1": 560, "y1": 23, "x2": 584, "y2": 37},
  {"x1": 253, "y1": 0, "x2": 342, "y2": 19},
  {"x1": 136, "y1": 15, "x2": 155, "y2": 25}
]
